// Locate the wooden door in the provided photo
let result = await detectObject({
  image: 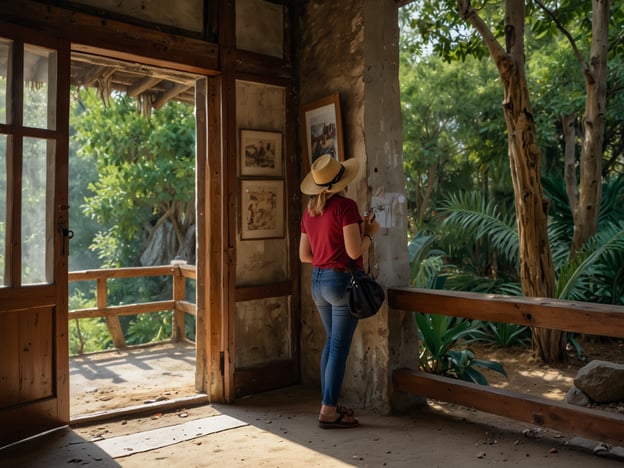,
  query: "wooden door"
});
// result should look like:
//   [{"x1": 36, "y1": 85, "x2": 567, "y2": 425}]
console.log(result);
[{"x1": 0, "y1": 24, "x2": 70, "y2": 447}]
